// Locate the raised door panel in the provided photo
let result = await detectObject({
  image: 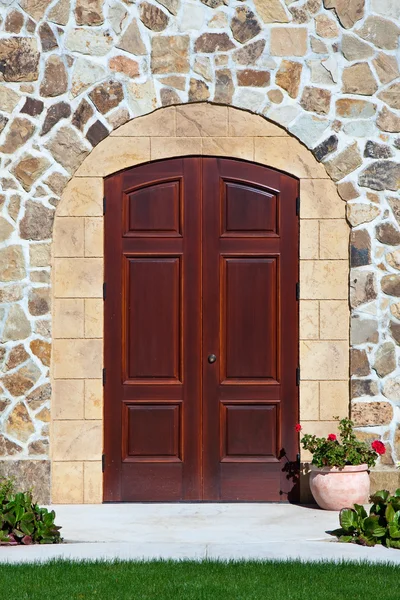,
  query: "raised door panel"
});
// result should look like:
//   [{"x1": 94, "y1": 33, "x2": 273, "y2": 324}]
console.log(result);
[
  {"x1": 222, "y1": 257, "x2": 278, "y2": 383},
  {"x1": 222, "y1": 181, "x2": 278, "y2": 236},
  {"x1": 125, "y1": 257, "x2": 181, "y2": 382},
  {"x1": 125, "y1": 180, "x2": 182, "y2": 236}
]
